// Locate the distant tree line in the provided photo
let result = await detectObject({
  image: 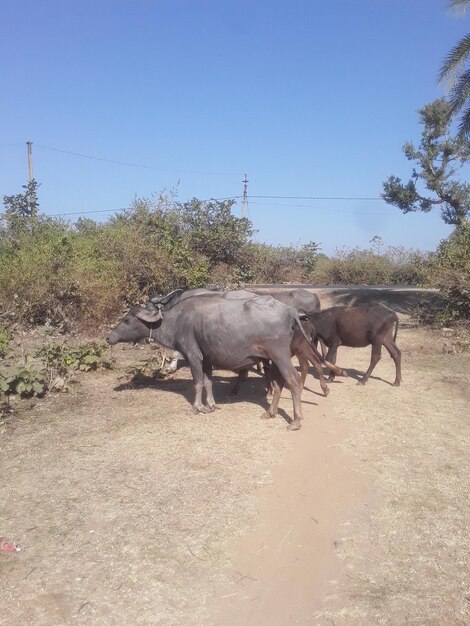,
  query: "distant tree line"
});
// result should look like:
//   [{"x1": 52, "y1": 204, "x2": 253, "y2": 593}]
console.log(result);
[{"x1": 2, "y1": 179, "x2": 462, "y2": 330}]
